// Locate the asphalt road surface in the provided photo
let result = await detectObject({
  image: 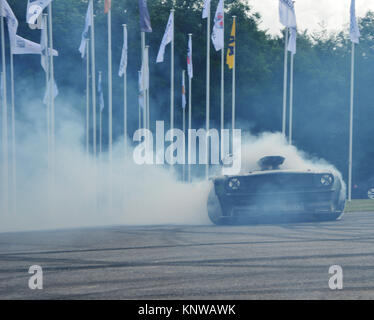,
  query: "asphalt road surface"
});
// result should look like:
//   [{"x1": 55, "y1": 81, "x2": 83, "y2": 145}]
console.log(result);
[{"x1": 0, "y1": 212, "x2": 374, "y2": 299}]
